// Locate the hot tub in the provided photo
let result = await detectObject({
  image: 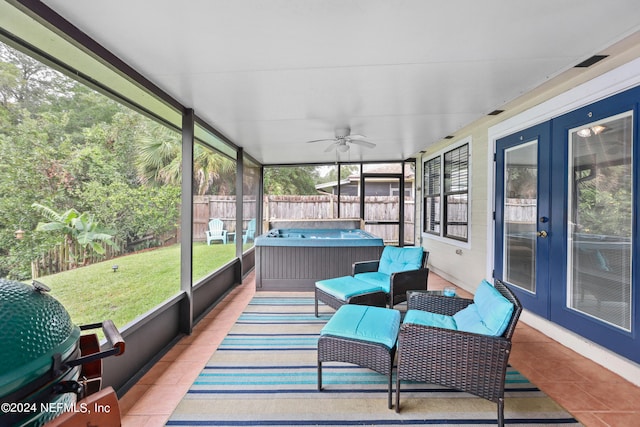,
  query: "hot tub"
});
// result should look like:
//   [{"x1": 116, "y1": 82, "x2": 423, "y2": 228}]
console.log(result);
[{"x1": 254, "y1": 228, "x2": 384, "y2": 291}]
